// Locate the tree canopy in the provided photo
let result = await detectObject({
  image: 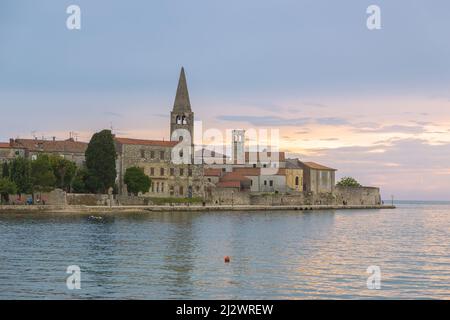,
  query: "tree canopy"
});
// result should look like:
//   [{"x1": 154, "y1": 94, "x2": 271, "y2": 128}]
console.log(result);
[
  {"x1": 30, "y1": 154, "x2": 56, "y2": 193},
  {"x1": 0, "y1": 178, "x2": 17, "y2": 204},
  {"x1": 124, "y1": 167, "x2": 151, "y2": 196},
  {"x1": 336, "y1": 177, "x2": 362, "y2": 187},
  {"x1": 49, "y1": 155, "x2": 77, "y2": 191},
  {"x1": 10, "y1": 157, "x2": 32, "y2": 195},
  {"x1": 85, "y1": 129, "x2": 117, "y2": 194}
]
